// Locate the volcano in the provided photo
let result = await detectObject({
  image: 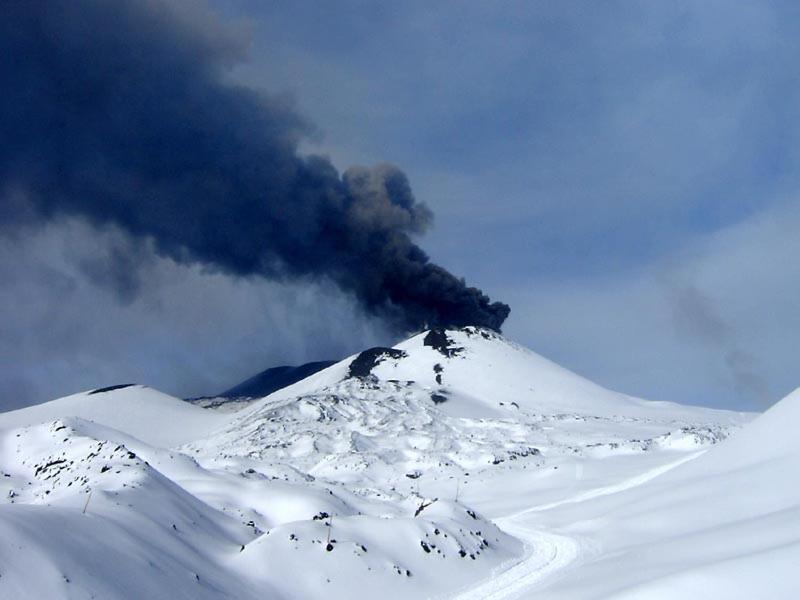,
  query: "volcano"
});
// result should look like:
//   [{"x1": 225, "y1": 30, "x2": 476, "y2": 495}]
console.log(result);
[{"x1": 1, "y1": 328, "x2": 797, "y2": 599}]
